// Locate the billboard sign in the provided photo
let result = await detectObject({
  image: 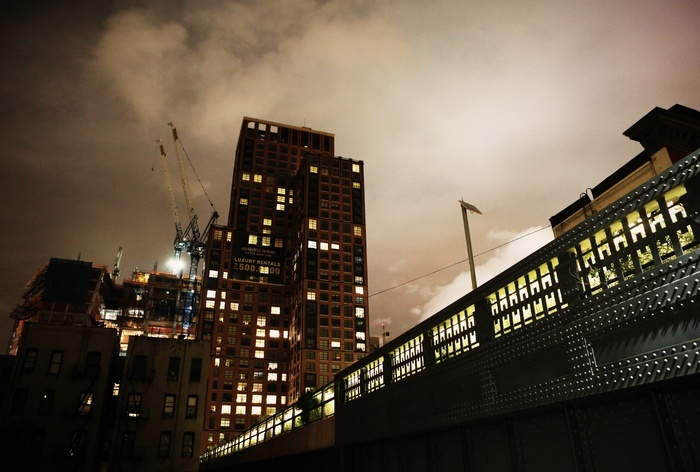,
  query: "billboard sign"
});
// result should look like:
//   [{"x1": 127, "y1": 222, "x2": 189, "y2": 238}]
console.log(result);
[{"x1": 231, "y1": 233, "x2": 285, "y2": 284}]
